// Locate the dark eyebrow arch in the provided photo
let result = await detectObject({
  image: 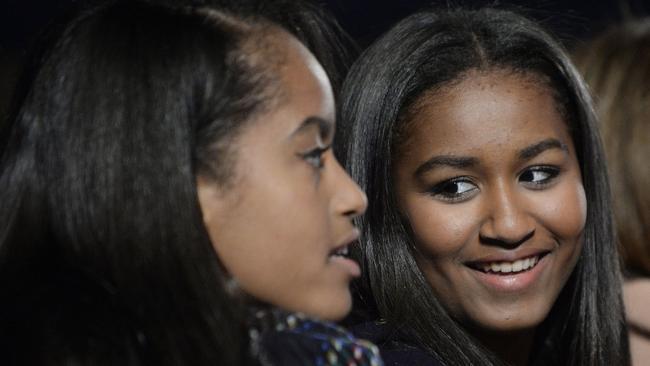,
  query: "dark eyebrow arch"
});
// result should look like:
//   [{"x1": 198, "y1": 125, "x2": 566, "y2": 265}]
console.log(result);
[
  {"x1": 414, "y1": 155, "x2": 479, "y2": 178},
  {"x1": 517, "y1": 138, "x2": 568, "y2": 161},
  {"x1": 291, "y1": 116, "x2": 334, "y2": 143}
]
